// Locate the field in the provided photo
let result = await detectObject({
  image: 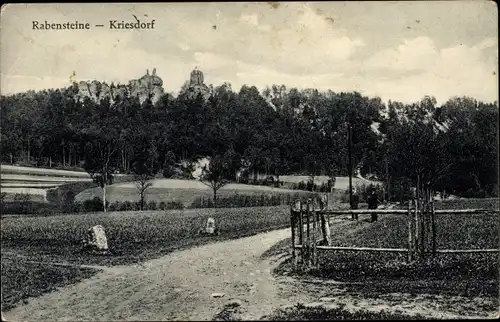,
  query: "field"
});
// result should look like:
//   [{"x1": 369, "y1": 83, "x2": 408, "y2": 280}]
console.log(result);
[
  {"x1": 1, "y1": 206, "x2": 291, "y2": 266},
  {"x1": 1, "y1": 257, "x2": 100, "y2": 311},
  {"x1": 280, "y1": 175, "x2": 378, "y2": 189},
  {"x1": 275, "y1": 198, "x2": 499, "y2": 300},
  {"x1": 1, "y1": 206, "x2": 294, "y2": 310},
  {"x1": 75, "y1": 179, "x2": 316, "y2": 207}
]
